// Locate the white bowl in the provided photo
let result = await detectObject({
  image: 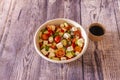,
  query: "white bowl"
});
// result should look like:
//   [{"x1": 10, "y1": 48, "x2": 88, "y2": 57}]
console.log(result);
[{"x1": 34, "y1": 18, "x2": 88, "y2": 63}]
